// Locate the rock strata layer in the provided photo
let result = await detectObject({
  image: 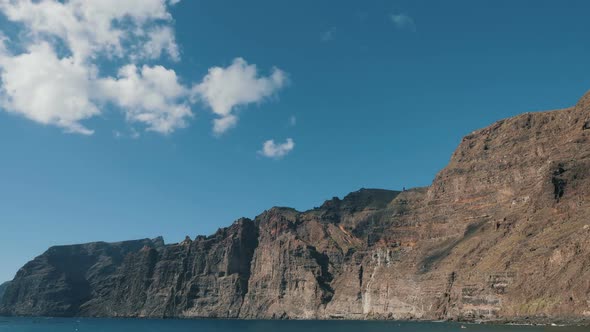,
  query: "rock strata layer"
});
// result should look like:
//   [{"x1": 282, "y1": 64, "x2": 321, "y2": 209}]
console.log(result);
[{"x1": 2, "y1": 92, "x2": 590, "y2": 323}]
